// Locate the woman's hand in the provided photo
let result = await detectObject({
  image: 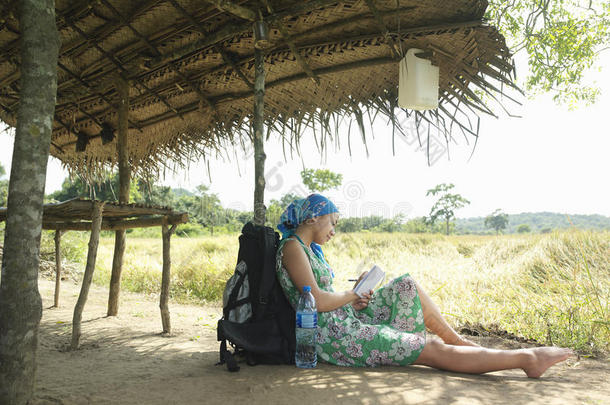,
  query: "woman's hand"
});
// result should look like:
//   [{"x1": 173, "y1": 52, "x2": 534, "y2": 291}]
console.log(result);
[
  {"x1": 351, "y1": 289, "x2": 373, "y2": 311},
  {"x1": 351, "y1": 270, "x2": 372, "y2": 311},
  {"x1": 352, "y1": 270, "x2": 368, "y2": 289}
]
